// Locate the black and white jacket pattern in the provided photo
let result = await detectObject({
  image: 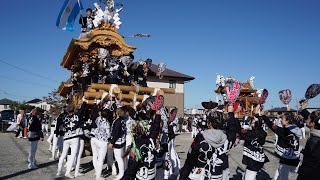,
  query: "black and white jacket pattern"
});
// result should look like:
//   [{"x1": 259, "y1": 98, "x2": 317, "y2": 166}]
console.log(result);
[
  {"x1": 94, "y1": 116, "x2": 111, "y2": 142},
  {"x1": 63, "y1": 115, "x2": 81, "y2": 141},
  {"x1": 110, "y1": 117, "x2": 126, "y2": 148},
  {"x1": 263, "y1": 115, "x2": 301, "y2": 166},
  {"x1": 180, "y1": 112, "x2": 238, "y2": 180},
  {"x1": 122, "y1": 115, "x2": 161, "y2": 180}
]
